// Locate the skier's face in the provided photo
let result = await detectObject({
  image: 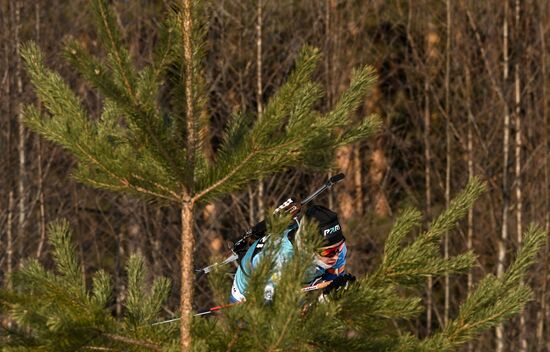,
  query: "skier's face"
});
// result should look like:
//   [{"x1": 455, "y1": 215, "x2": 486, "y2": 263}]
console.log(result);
[{"x1": 316, "y1": 240, "x2": 344, "y2": 266}]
